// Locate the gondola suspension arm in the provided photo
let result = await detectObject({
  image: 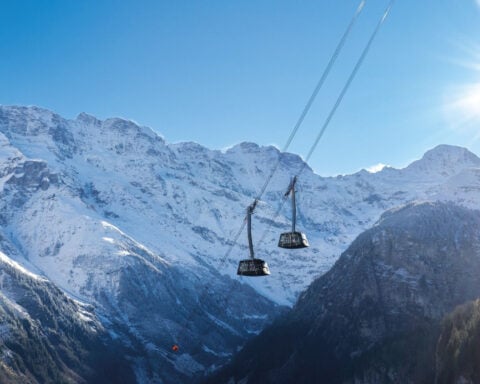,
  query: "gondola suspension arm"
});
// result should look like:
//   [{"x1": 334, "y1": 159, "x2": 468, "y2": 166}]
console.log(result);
[{"x1": 247, "y1": 202, "x2": 256, "y2": 259}]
